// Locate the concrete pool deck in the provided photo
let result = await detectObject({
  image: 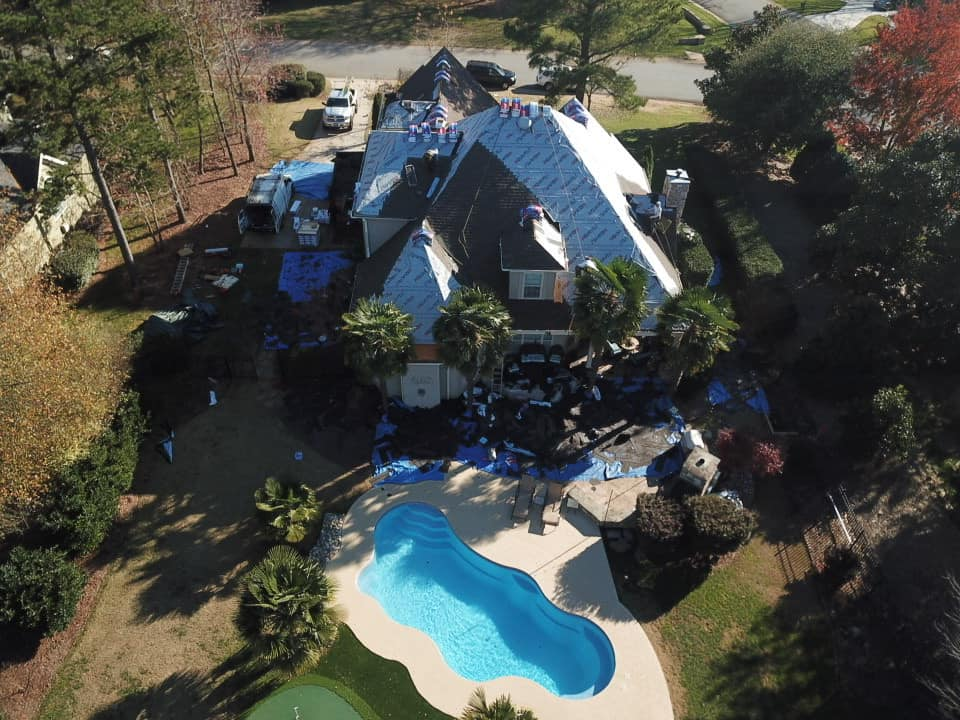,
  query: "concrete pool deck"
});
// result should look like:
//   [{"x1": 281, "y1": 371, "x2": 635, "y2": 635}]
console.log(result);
[{"x1": 326, "y1": 464, "x2": 674, "y2": 720}]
